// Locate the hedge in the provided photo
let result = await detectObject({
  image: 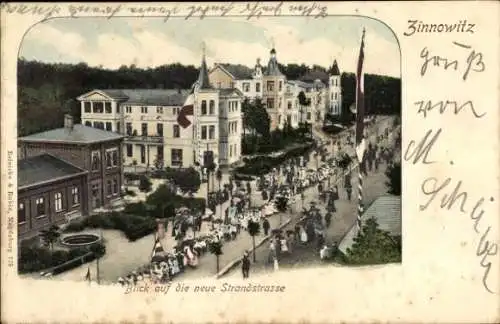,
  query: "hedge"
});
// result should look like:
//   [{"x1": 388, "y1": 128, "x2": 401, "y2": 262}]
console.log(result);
[
  {"x1": 18, "y1": 242, "x2": 106, "y2": 274},
  {"x1": 234, "y1": 143, "x2": 315, "y2": 176}
]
